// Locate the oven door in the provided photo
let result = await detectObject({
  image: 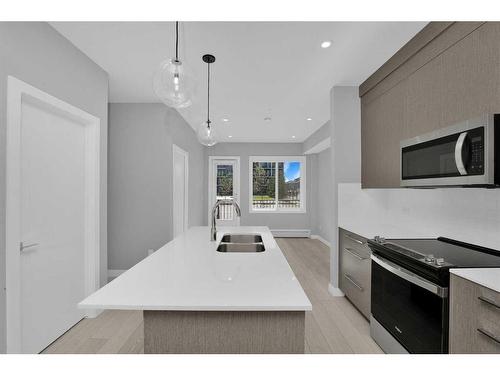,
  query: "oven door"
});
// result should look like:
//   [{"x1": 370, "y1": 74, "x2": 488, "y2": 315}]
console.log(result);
[{"x1": 371, "y1": 254, "x2": 449, "y2": 353}]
